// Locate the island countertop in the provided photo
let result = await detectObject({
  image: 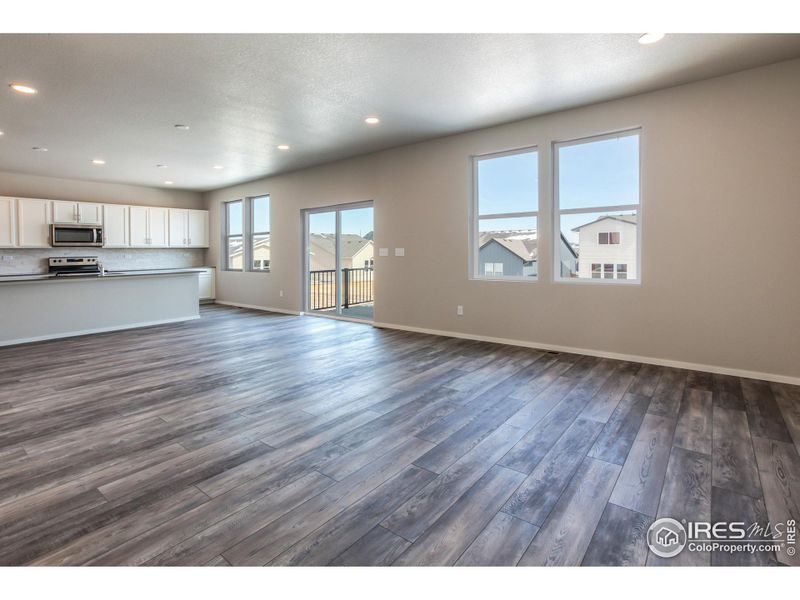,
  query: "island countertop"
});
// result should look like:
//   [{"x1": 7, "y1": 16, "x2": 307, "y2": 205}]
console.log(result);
[
  {"x1": 0, "y1": 267, "x2": 208, "y2": 284},
  {"x1": 1, "y1": 269, "x2": 202, "y2": 346}
]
